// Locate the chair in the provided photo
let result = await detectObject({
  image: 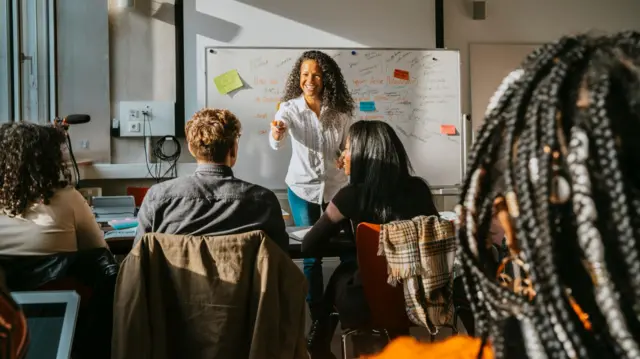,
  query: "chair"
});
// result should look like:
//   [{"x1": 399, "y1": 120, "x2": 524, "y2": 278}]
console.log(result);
[
  {"x1": 338, "y1": 223, "x2": 412, "y2": 358},
  {"x1": 345, "y1": 222, "x2": 459, "y2": 358}
]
